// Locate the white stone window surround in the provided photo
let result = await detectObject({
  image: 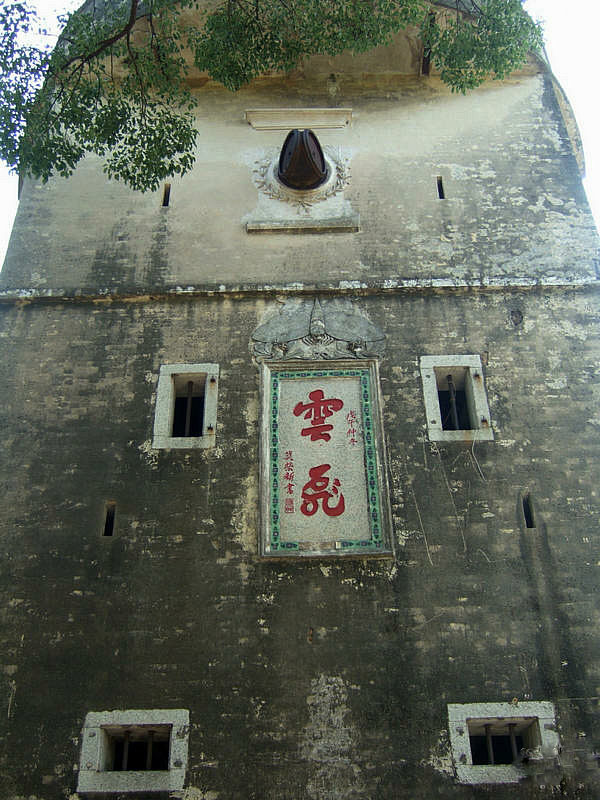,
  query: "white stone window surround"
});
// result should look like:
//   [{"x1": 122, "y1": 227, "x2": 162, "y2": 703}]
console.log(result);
[
  {"x1": 77, "y1": 708, "x2": 190, "y2": 794},
  {"x1": 152, "y1": 363, "x2": 219, "y2": 449},
  {"x1": 420, "y1": 354, "x2": 494, "y2": 442},
  {"x1": 448, "y1": 701, "x2": 559, "y2": 785}
]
